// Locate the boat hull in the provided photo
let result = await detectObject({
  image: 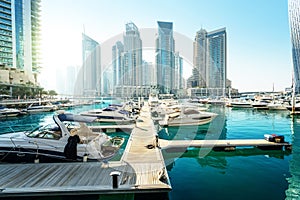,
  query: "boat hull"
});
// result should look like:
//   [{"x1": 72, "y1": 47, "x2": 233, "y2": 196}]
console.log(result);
[
  {"x1": 160, "y1": 116, "x2": 214, "y2": 127},
  {"x1": 230, "y1": 103, "x2": 252, "y2": 108}
]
